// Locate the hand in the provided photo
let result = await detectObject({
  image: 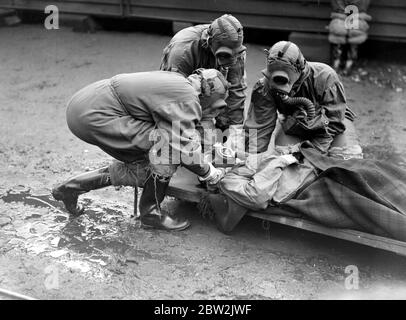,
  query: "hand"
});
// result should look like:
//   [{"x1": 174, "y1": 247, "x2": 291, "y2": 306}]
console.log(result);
[
  {"x1": 278, "y1": 112, "x2": 286, "y2": 124},
  {"x1": 293, "y1": 108, "x2": 307, "y2": 121},
  {"x1": 198, "y1": 162, "x2": 226, "y2": 185},
  {"x1": 279, "y1": 154, "x2": 299, "y2": 165}
]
